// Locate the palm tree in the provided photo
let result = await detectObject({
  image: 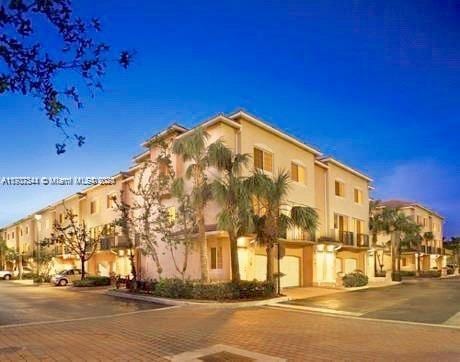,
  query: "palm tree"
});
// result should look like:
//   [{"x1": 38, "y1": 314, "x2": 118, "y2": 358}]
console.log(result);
[
  {"x1": 369, "y1": 199, "x2": 384, "y2": 274},
  {"x1": 173, "y1": 128, "x2": 212, "y2": 282},
  {"x1": 247, "y1": 169, "x2": 318, "y2": 282},
  {"x1": 376, "y1": 208, "x2": 418, "y2": 281},
  {"x1": 208, "y1": 141, "x2": 252, "y2": 282},
  {"x1": 0, "y1": 238, "x2": 8, "y2": 270},
  {"x1": 401, "y1": 222, "x2": 423, "y2": 276}
]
